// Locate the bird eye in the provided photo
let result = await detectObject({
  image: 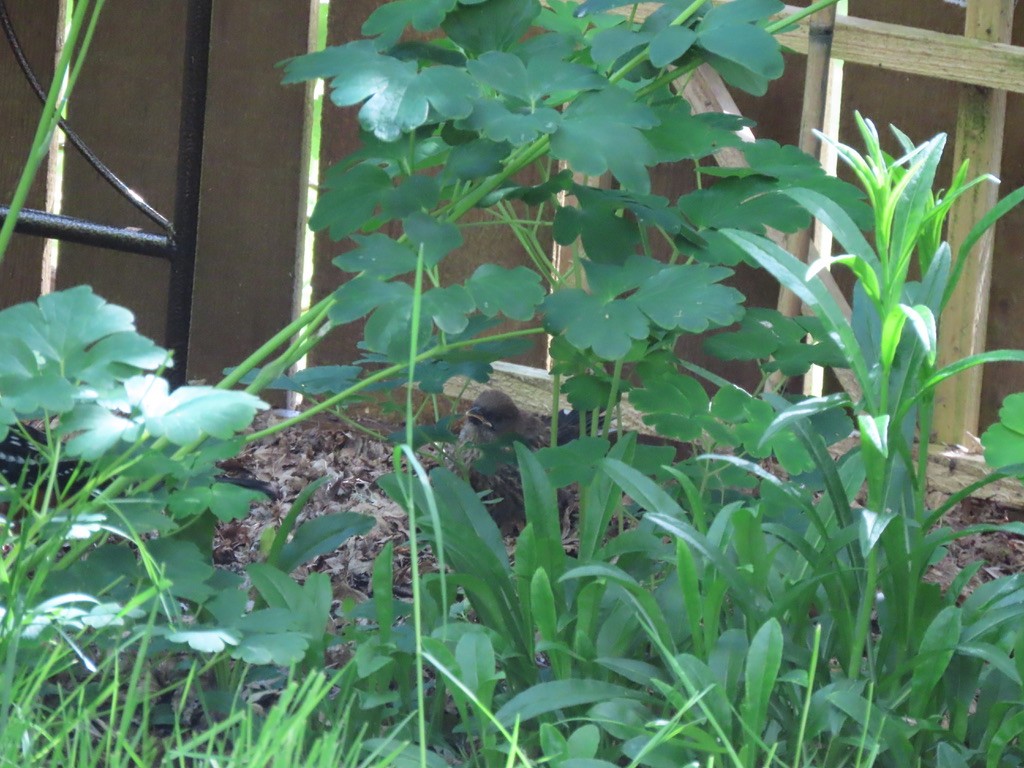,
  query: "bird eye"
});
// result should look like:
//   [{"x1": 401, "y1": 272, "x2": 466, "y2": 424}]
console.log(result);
[{"x1": 466, "y1": 411, "x2": 492, "y2": 429}]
